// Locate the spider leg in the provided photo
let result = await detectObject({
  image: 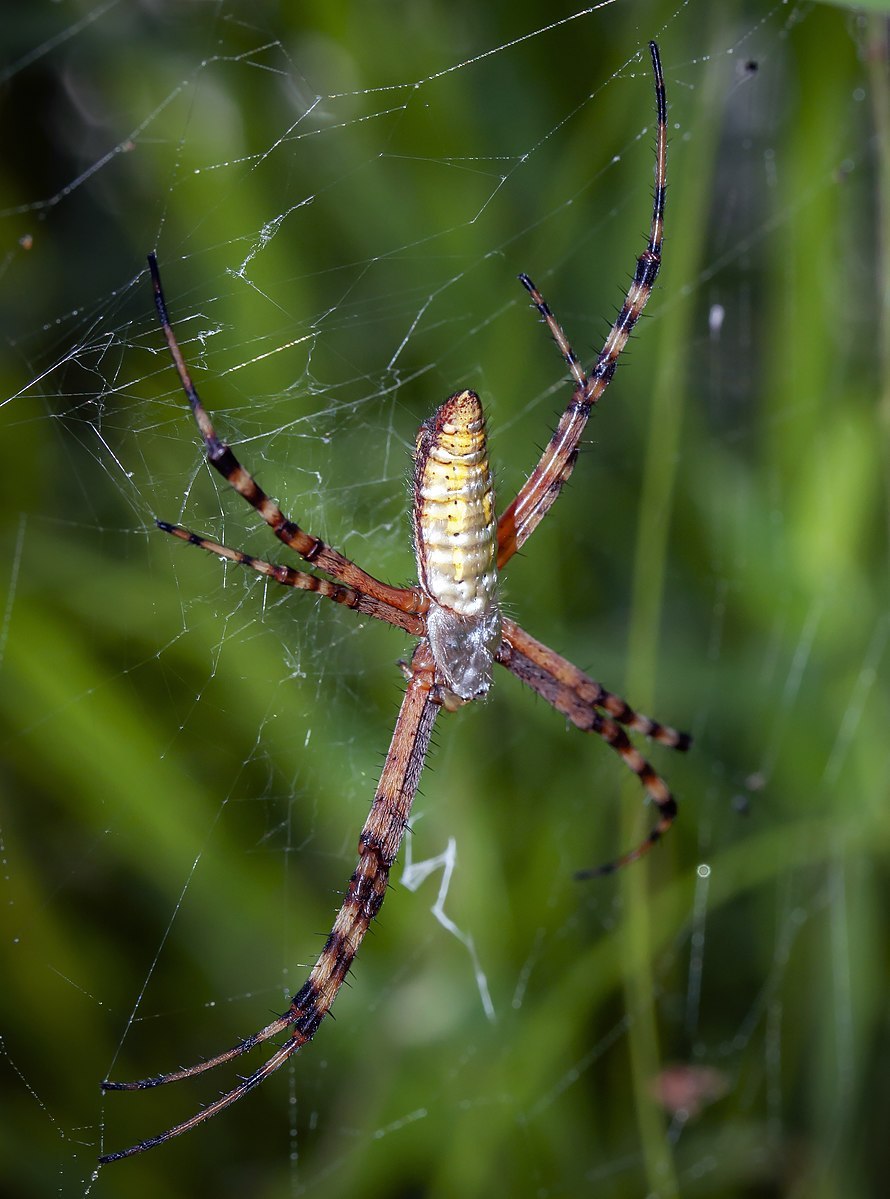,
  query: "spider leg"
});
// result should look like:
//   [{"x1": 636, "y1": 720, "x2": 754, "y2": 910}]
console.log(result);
[
  {"x1": 157, "y1": 520, "x2": 425, "y2": 637},
  {"x1": 102, "y1": 1011, "x2": 294, "y2": 1093},
  {"x1": 501, "y1": 618, "x2": 690, "y2": 750},
  {"x1": 100, "y1": 645, "x2": 441, "y2": 1162},
  {"x1": 496, "y1": 618, "x2": 688, "y2": 877},
  {"x1": 148, "y1": 253, "x2": 425, "y2": 616},
  {"x1": 497, "y1": 42, "x2": 667, "y2": 569},
  {"x1": 517, "y1": 275, "x2": 589, "y2": 391},
  {"x1": 100, "y1": 1037, "x2": 309, "y2": 1163}
]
